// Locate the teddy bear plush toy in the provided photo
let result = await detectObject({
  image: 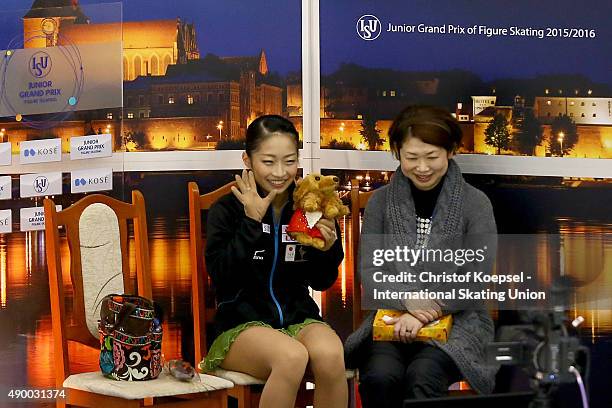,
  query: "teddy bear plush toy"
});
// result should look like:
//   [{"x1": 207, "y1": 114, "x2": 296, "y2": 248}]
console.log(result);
[{"x1": 286, "y1": 174, "x2": 349, "y2": 250}]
